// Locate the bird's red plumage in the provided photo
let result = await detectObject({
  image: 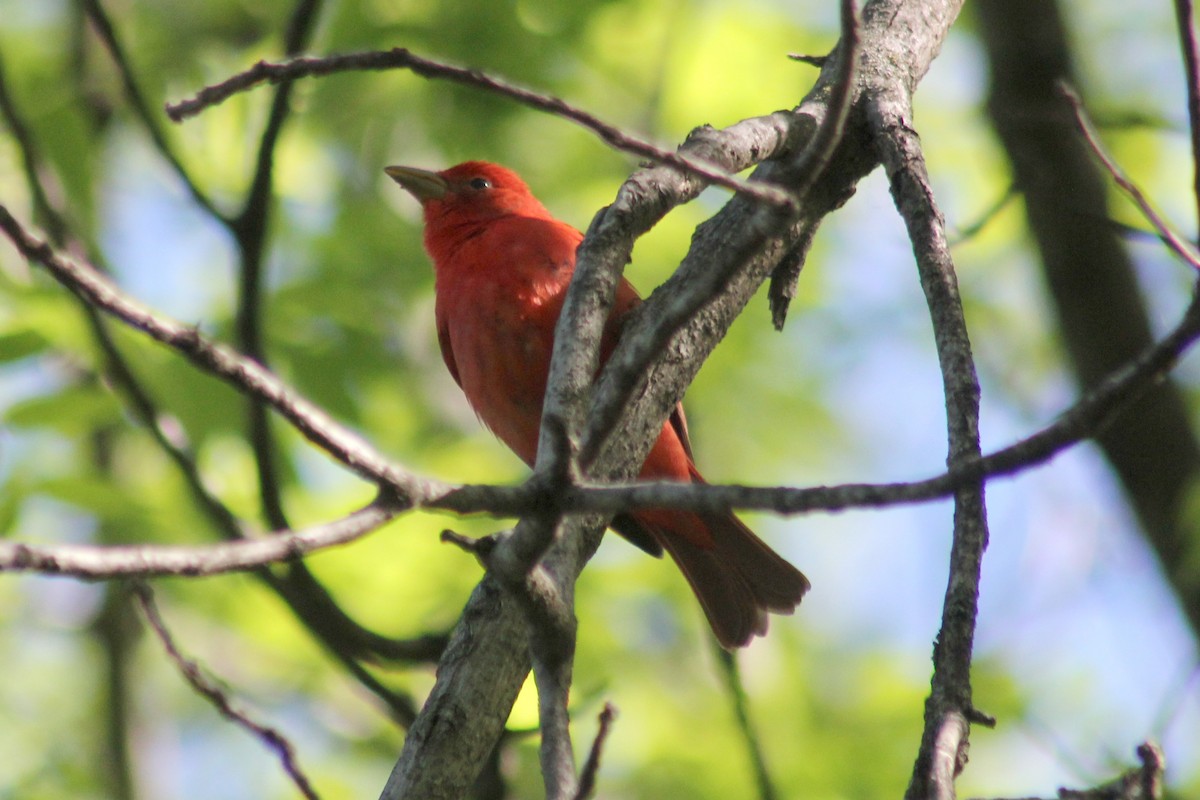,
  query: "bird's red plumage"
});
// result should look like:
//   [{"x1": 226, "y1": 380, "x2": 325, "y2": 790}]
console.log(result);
[{"x1": 387, "y1": 160, "x2": 809, "y2": 647}]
